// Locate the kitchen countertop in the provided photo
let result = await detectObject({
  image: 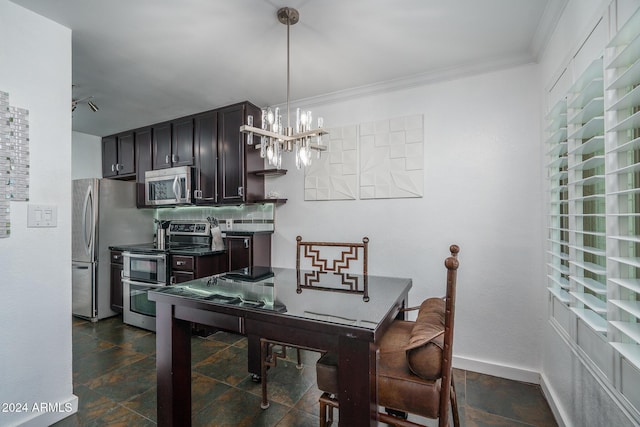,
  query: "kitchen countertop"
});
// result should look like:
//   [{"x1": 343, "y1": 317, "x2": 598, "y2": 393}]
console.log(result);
[
  {"x1": 108, "y1": 243, "x2": 226, "y2": 257},
  {"x1": 109, "y1": 230, "x2": 272, "y2": 256},
  {"x1": 224, "y1": 230, "x2": 273, "y2": 236}
]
